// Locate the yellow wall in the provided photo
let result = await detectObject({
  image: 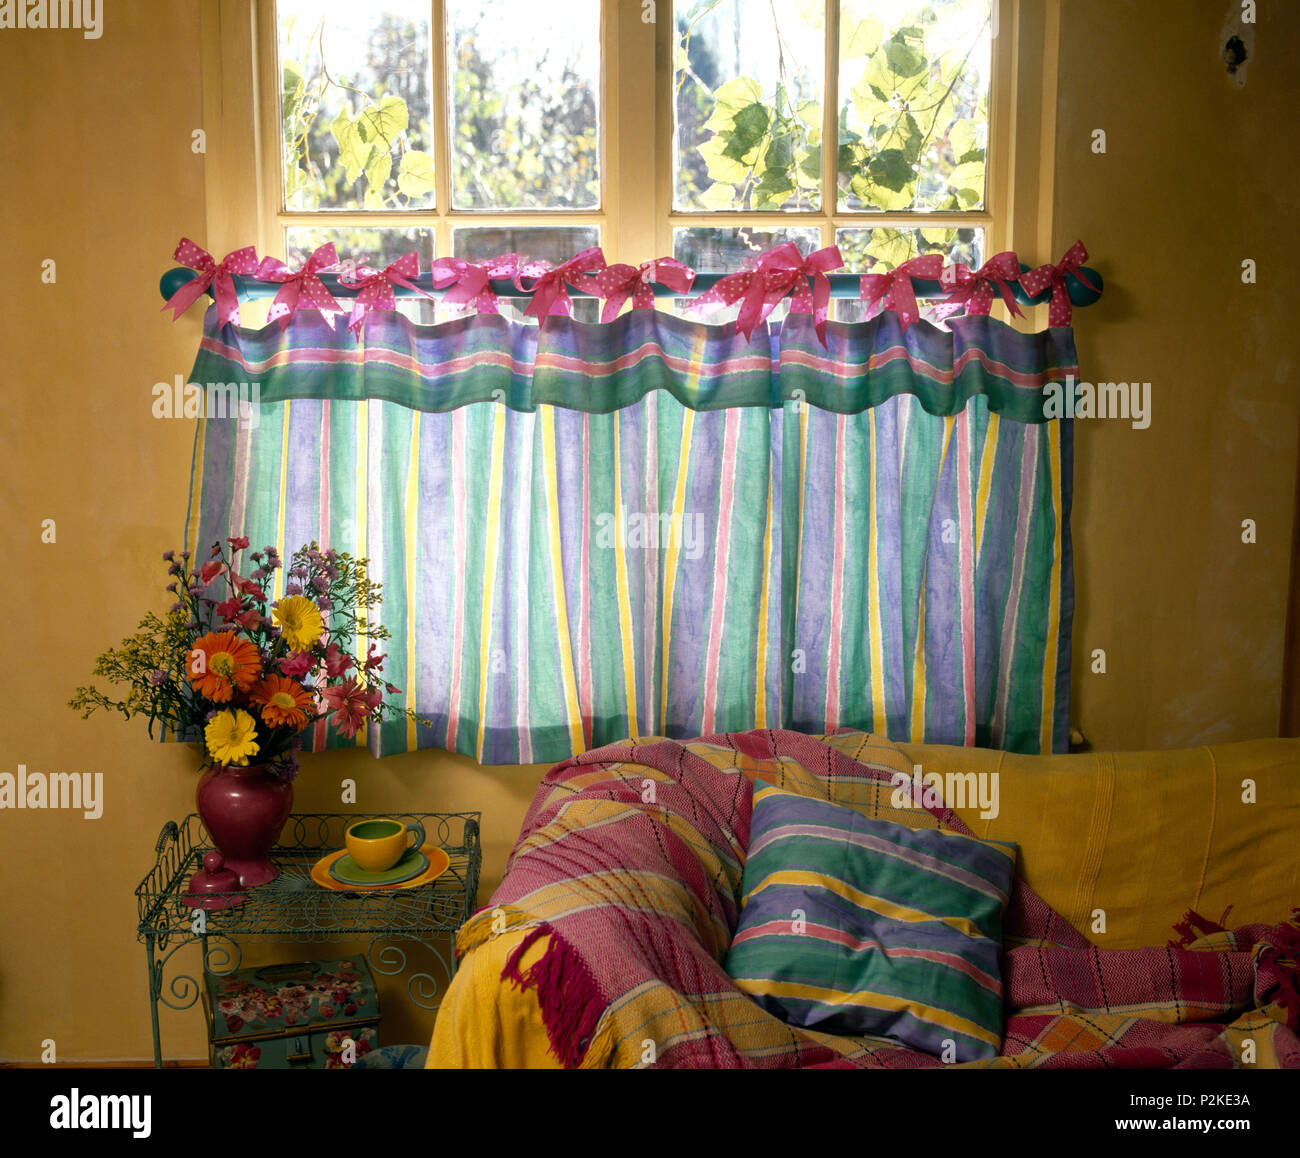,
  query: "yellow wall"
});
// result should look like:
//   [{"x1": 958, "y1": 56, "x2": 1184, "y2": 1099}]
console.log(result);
[
  {"x1": 1056, "y1": 0, "x2": 1299, "y2": 748},
  {"x1": 0, "y1": 0, "x2": 1295, "y2": 1061}
]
